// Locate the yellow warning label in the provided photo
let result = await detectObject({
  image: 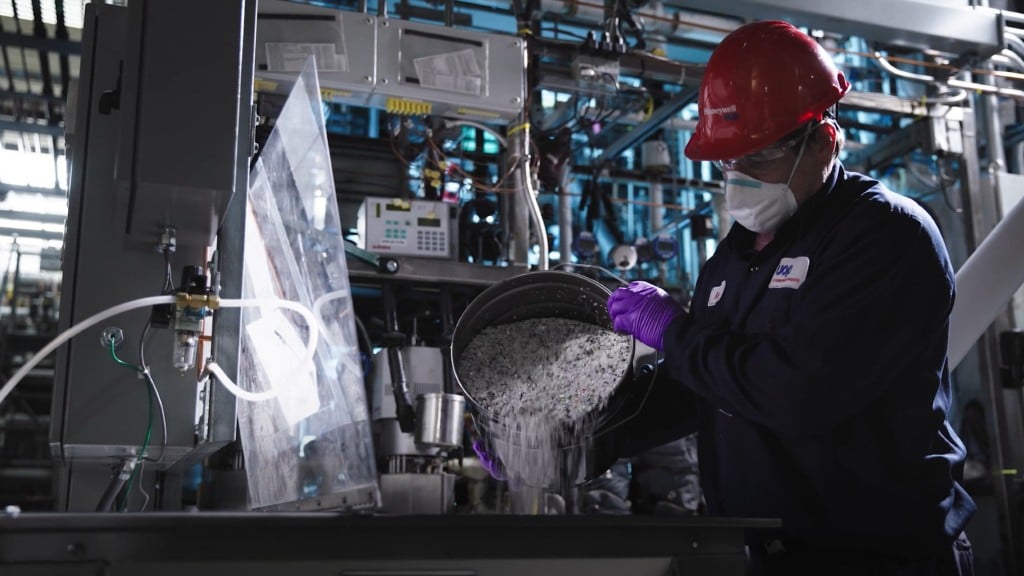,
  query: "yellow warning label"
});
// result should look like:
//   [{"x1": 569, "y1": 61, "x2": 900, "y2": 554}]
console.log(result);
[
  {"x1": 455, "y1": 107, "x2": 502, "y2": 119},
  {"x1": 386, "y1": 97, "x2": 432, "y2": 116},
  {"x1": 321, "y1": 88, "x2": 353, "y2": 100},
  {"x1": 254, "y1": 78, "x2": 279, "y2": 93}
]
